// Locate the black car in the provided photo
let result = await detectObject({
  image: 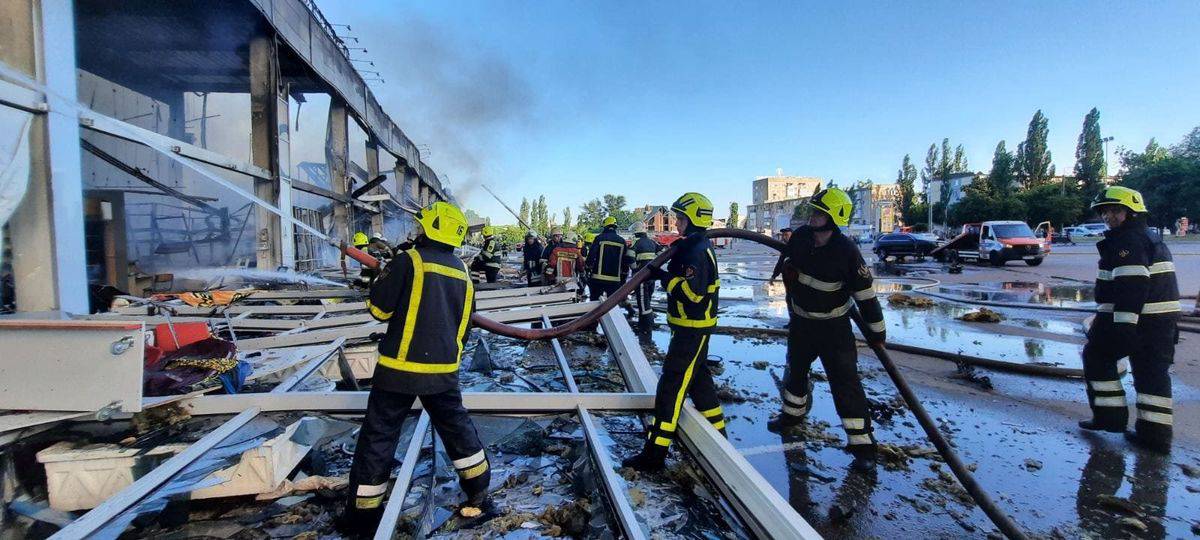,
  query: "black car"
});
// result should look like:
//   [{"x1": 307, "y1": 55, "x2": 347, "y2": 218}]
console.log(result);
[{"x1": 873, "y1": 233, "x2": 938, "y2": 261}]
